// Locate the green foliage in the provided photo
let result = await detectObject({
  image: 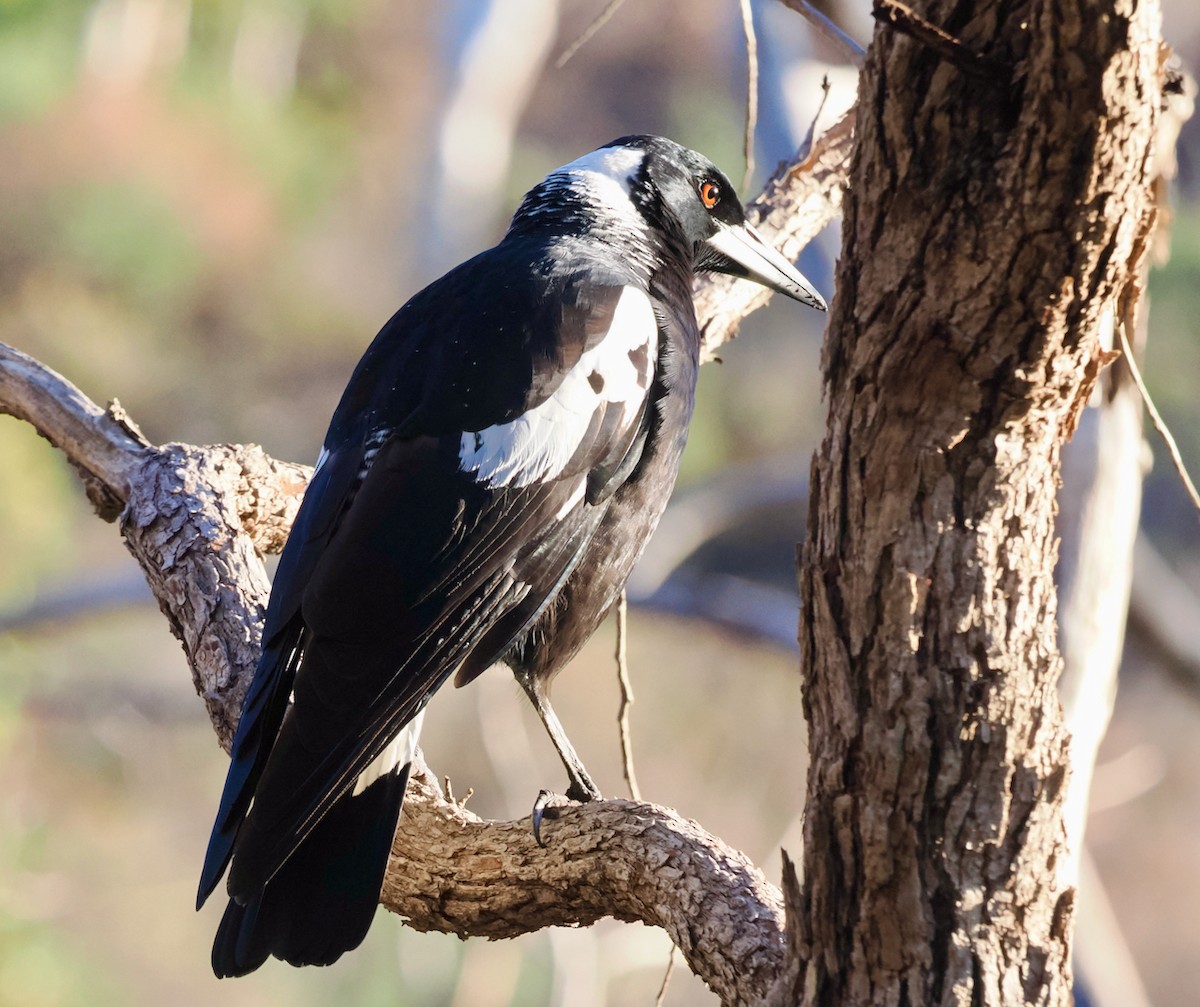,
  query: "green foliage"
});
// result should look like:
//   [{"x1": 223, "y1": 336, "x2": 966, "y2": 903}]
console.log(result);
[
  {"x1": 0, "y1": 424, "x2": 77, "y2": 608},
  {"x1": 0, "y1": 0, "x2": 88, "y2": 123},
  {"x1": 50, "y1": 181, "x2": 205, "y2": 308}
]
